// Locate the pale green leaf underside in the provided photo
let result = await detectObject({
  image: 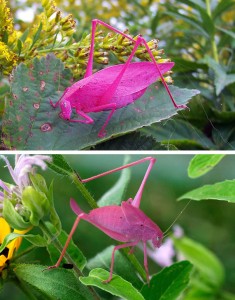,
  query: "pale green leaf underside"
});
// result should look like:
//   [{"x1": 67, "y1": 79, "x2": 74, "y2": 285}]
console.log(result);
[
  {"x1": 3, "y1": 54, "x2": 199, "y2": 150},
  {"x1": 178, "y1": 180, "x2": 235, "y2": 202},
  {"x1": 188, "y1": 154, "x2": 225, "y2": 178}
]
